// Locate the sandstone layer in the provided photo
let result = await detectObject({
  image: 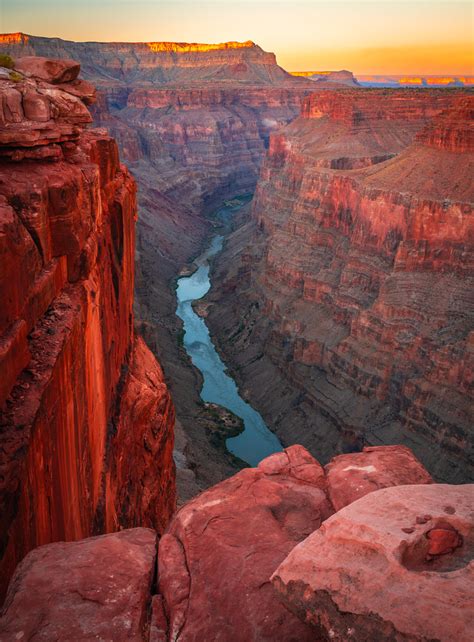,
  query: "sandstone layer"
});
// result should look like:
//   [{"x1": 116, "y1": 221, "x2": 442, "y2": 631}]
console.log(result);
[
  {"x1": 207, "y1": 90, "x2": 474, "y2": 483},
  {"x1": 0, "y1": 60, "x2": 175, "y2": 598},
  {"x1": 0, "y1": 445, "x2": 450, "y2": 641},
  {"x1": 158, "y1": 445, "x2": 332, "y2": 641},
  {"x1": 273, "y1": 484, "x2": 474, "y2": 641},
  {"x1": 0, "y1": 528, "x2": 158, "y2": 641},
  {"x1": 324, "y1": 444, "x2": 433, "y2": 510}
]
